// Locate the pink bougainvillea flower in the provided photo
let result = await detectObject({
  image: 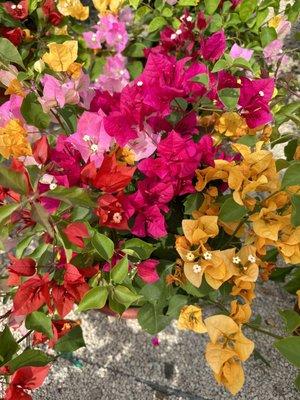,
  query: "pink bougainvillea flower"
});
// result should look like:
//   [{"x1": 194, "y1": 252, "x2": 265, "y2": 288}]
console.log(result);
[
  {"x1": 201, "y1": 31, "x2": 226, "y2": 62},
  {"x1": 131, "y1": 205, "x2": 167, "y2": 239},
  {"x1": 137, "y1": 259, "x2": 160, "y2": 284},
  {"x1": 276, "y1": 19, "x2": 291, "y2": 40},
  {"x1": 263, "y1": 39, "x2": 287, "y2": 65},
  {"x1": 239, "y1": 77, "x2": 274, "y2": 128},
  {"x1": 0, "y1": 95, "x2": 23, "y2": 127},
  {"x1": 95, "y1": 13, "x2": 128, "y2": 53},
  {"x1": 151, "y1": 336, "x2": 160, "y2": 346},
  {"x1": 3, "y1": 0, "x2": 28, "y2": 20},
  {"x1": 127, "y1": 123, "x2": 161, "y2": 161},
  {"x1": 230, "y1": 44, "x2": 253, "y2": 61},
  {"x1": 83, "y1": 30, "x2": 102, "y2": 49},
  {"x1": 67, "y1": 111, "x2": 112, "y2": 167},
  {"x1": 119, "y1": 6, "x2": 134, "y2": 24},
  {"x1": 94, "y1": 54, "x2": 129, "y2": 93}
]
